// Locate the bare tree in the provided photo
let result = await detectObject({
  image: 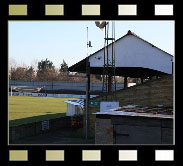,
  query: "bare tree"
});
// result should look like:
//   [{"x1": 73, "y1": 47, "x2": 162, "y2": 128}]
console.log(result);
[
  {"x1": 10, "y1": 67, "x2": 26, "y2": 80},
  {"x1": 25, "y1": 66, "x2": 36, "y2": 81},
  {"x1": 31, "y1": 59, "x2": 38, "y2": 71},
  {"x1": 9, "y1": 58, "x2": 17, "y2": 69}
]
